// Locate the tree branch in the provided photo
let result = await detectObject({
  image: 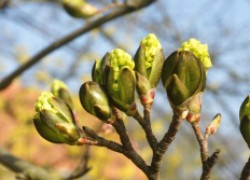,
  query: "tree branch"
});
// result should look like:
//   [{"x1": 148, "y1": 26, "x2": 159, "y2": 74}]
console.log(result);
[
  {"x1": 133, "y1": 109, "x2": 158, "y2": 151},
  {"x1": 0, "y1": 0, "x2": 156, "y2": 91},
  {"x1": 201, "y1": 149, "x2": 220, "y2": 180},
  {"x1": 112, "y1": 119, "x2": 150, "y2": 178},
  {"x1": 150, "y1": 111, "x2": 183, "y2": 180},
  {"x1": 192, "y1": 122, "x2": 209, "y2": 163},
  {"x1": 63, "y1": 146, "x2": 91, "y2": 180},
  {"x1": 82, "y1": 126, "x2": 124, "y2": 153},
  {"x1": 0, "y1": 147, "x2": 58, "y2": 179},
  {"x1": 191, "y1": 122, "x2": 220, "y2": 180}
]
